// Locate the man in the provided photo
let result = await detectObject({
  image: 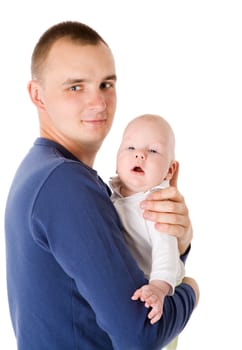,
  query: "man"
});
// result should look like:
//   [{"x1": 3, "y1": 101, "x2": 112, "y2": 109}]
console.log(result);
[{"x1": 5, "y1": 21, "x2": 199, "y2": 349}]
